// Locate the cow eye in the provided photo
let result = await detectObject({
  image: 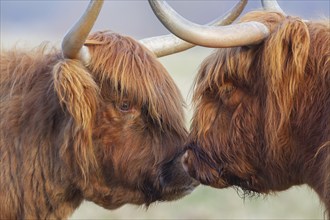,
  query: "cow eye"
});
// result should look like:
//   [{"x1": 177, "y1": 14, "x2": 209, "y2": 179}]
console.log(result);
[
  {"x1": 218, "y1": 83, "x2": 244, "y2": 108},
  {"x1": 118, "y1": 101, "x2": 131, "y2": 112},
  {"x1": 219, "y1": 83, "x2": 236, "y2": 99}
]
